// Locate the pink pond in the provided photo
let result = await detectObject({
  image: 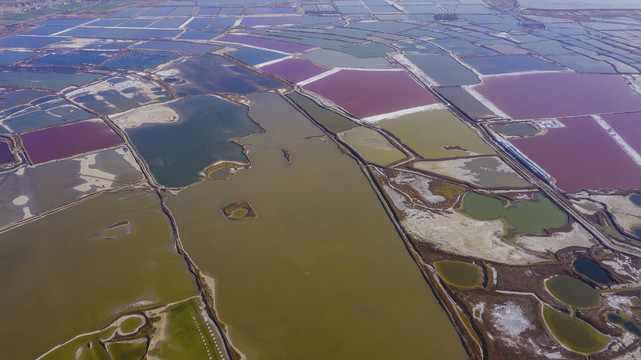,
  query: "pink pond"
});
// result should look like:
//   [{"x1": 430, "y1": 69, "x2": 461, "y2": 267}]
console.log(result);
[
  {"x1": 240, "y1": 15, "x2": 302, "y2": 26},
  {"x1": 302, "y1": 70, "x2": 439, "y2": 119},
  {"x1": 260, "y1": 58, "x2": 328, "y2": 83},
  {"x1": 510, "y1": 116, "x2": 641, "y2": 192},
  {"x1": 603, "y1": 112, "x2": 641, "y2": 155},
  {"x1": 21, "y1": 120, "x2": 123, "y2": 165},
  {"x1": 217, "y1": 34, "x2": 313, "y2": 54},
  {"x1": 476, "y1": 72, "x2": 641, "y2": 120}
]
